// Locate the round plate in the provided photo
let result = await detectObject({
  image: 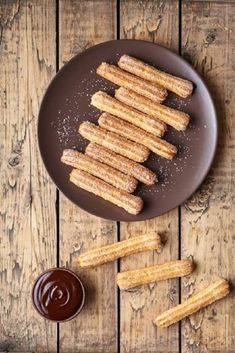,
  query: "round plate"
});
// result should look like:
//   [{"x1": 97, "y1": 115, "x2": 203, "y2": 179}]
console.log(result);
[{"x1": 38, "y1": 40, "x2": 217, "y2": 222}]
